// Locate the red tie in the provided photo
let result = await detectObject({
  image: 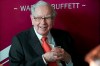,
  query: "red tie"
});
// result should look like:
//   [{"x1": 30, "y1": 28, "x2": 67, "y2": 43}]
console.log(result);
[{"x1": 41, "y1": 37, "x2": 58, "y2": 66}]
